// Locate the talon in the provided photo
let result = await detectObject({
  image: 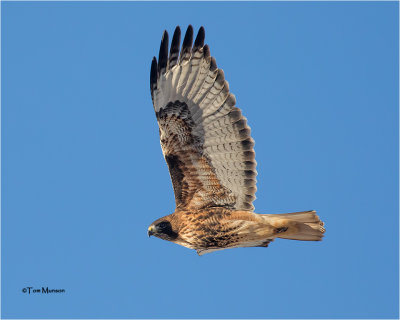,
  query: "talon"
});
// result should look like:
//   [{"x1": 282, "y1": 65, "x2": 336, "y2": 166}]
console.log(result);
[{"x1": 275, "y1": 227, "x2": 288, "y2": 234}]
